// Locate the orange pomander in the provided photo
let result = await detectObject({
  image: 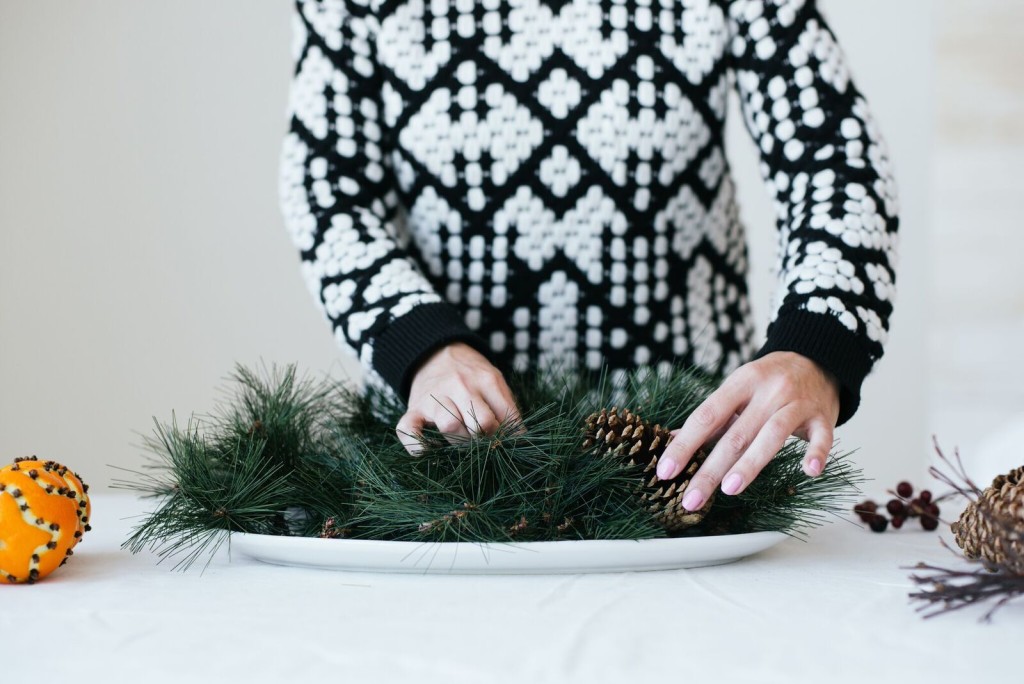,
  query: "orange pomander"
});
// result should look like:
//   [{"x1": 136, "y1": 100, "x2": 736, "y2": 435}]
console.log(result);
[{"x1": 0, "y1": 458, "x2": 92, "y2": 584}]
